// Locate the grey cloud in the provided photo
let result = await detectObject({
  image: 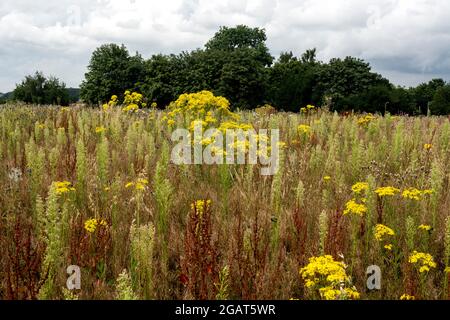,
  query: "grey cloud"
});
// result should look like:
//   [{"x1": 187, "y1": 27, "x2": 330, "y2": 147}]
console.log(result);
[{"x1": 1, "y1": 0, "x2": 450, "y2": 92}]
